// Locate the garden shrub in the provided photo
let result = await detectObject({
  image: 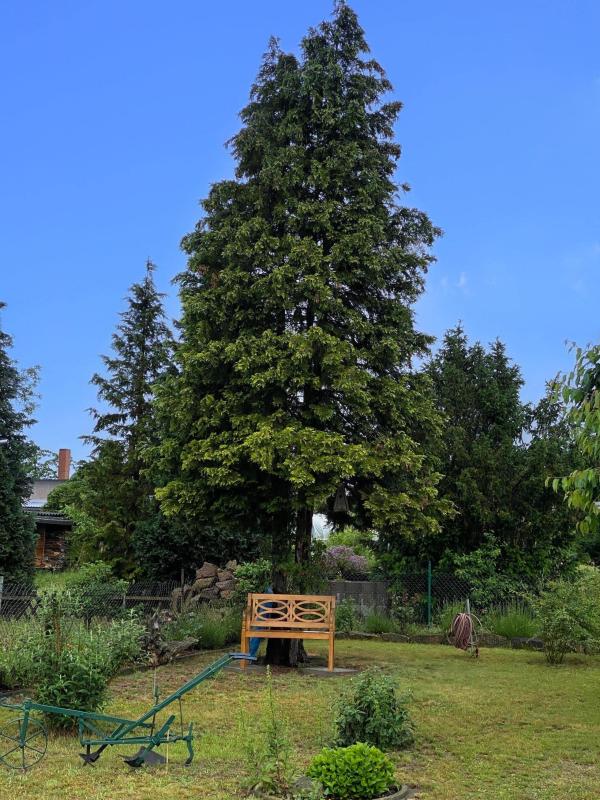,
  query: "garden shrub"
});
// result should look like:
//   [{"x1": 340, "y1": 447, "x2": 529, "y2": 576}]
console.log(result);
[
  {"x1": 308, "y1": 743, "x2": 395, "y2": 800},
  {"x1": 233, "y1": 559, "x2": 272, "y2": 605},
  {"x1": 327, "y1": 527, "x2": 379, "y2": 574},
  {"x1": 534, "y1": 568, "x2": 600, "y2": 664},
  {"x1": 336, "y1": 598, "x2": 359, "y2": 633},
  {"x1": 389, "y1": 590, "x2": 418, "y2": 633},
  {"x1": 35, "y1": 648, "x2": 112, "y2": 731},
  {"x1": 324, "y1": 546, "x2": 369, "y2": 580},
  {"x1": 334, "y1": 667, "x2": 413, "y2": 750},
  {"x1": 443, "y1": 535, "x2": 528, "y2": 609},
  {"x1": 99, "y1": 611, "x2": 146, "y2": 669},
  {"x1": 29, "y1": 591, "x2": 144, "y2": 731},
  {"x1": 484, "y1": 602, "x2": 537, "y2": 639},
  {"x1": 63, "y1": 560, "x2": 128, "y2": 620}
]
